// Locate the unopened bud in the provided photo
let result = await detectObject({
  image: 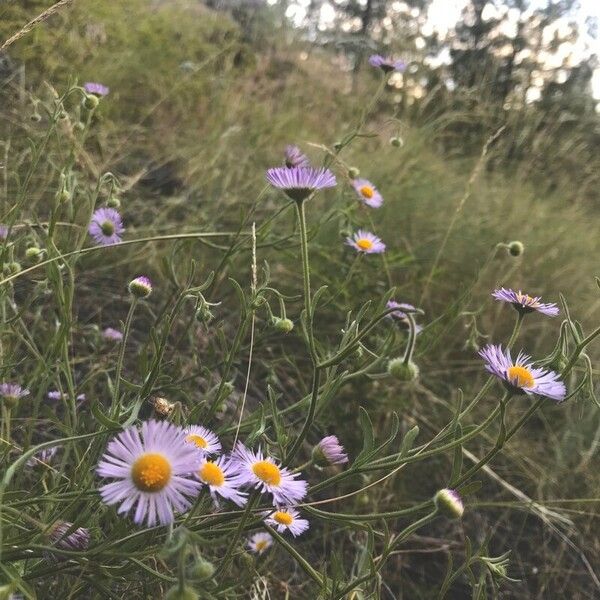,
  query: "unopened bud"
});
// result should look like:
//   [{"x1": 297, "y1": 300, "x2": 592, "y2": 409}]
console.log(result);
[
  {"x1": 106, "y1": 197, "x2": 121, "y2": 209},
  {"x1": 83, "y1": 94, "x2": 99, "y2": 110},
  {"x1": 434, "y1": 488, "x2": 464, "y2": 519},
  {"x1": 3, "y1": 261, "x2": 21, "y2": 276},
  {"x1": 390, "y1": 136, "x2": 403, "y2": 147},
  {"x1": 387, "y1": 358, "x2": 419, "y2": 381},
  {"x1": 128, "y1": 276, "x2": 152, "y2": 299},
  {"x1": 56, "y1": 188, "x2": 70, "y2": 204},
  {"x1": 272, "y1": 317, "x2": 294, "y2": 333},
  {"x1": 189, "y1": 556, "x2": 215, "y2": 580},
  {"x1": 507, "y1": 241, "x2": 524, "y2": 257},
  {"x1": 348, "y1": 167, "x2": 360, "y2": 179},
  {"x1": 164, "y1": 586, "x2": 199, "y2": 600}
]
